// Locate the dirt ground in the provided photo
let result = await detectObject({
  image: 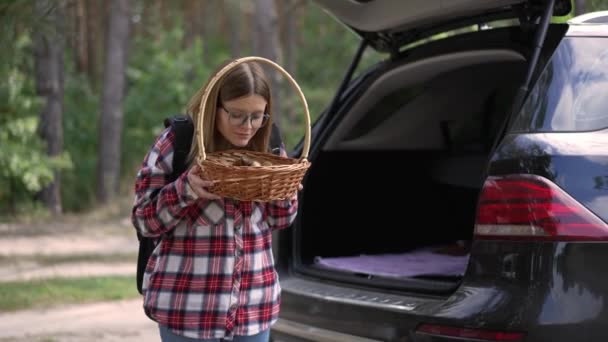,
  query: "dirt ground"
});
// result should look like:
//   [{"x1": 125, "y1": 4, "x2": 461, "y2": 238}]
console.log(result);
[
  {"x1": 0, "y1": 299, "x2": 159, "y2": 342},
  {"x1": 0, "y1": 210, "x2": 160, "y2": 342}
]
